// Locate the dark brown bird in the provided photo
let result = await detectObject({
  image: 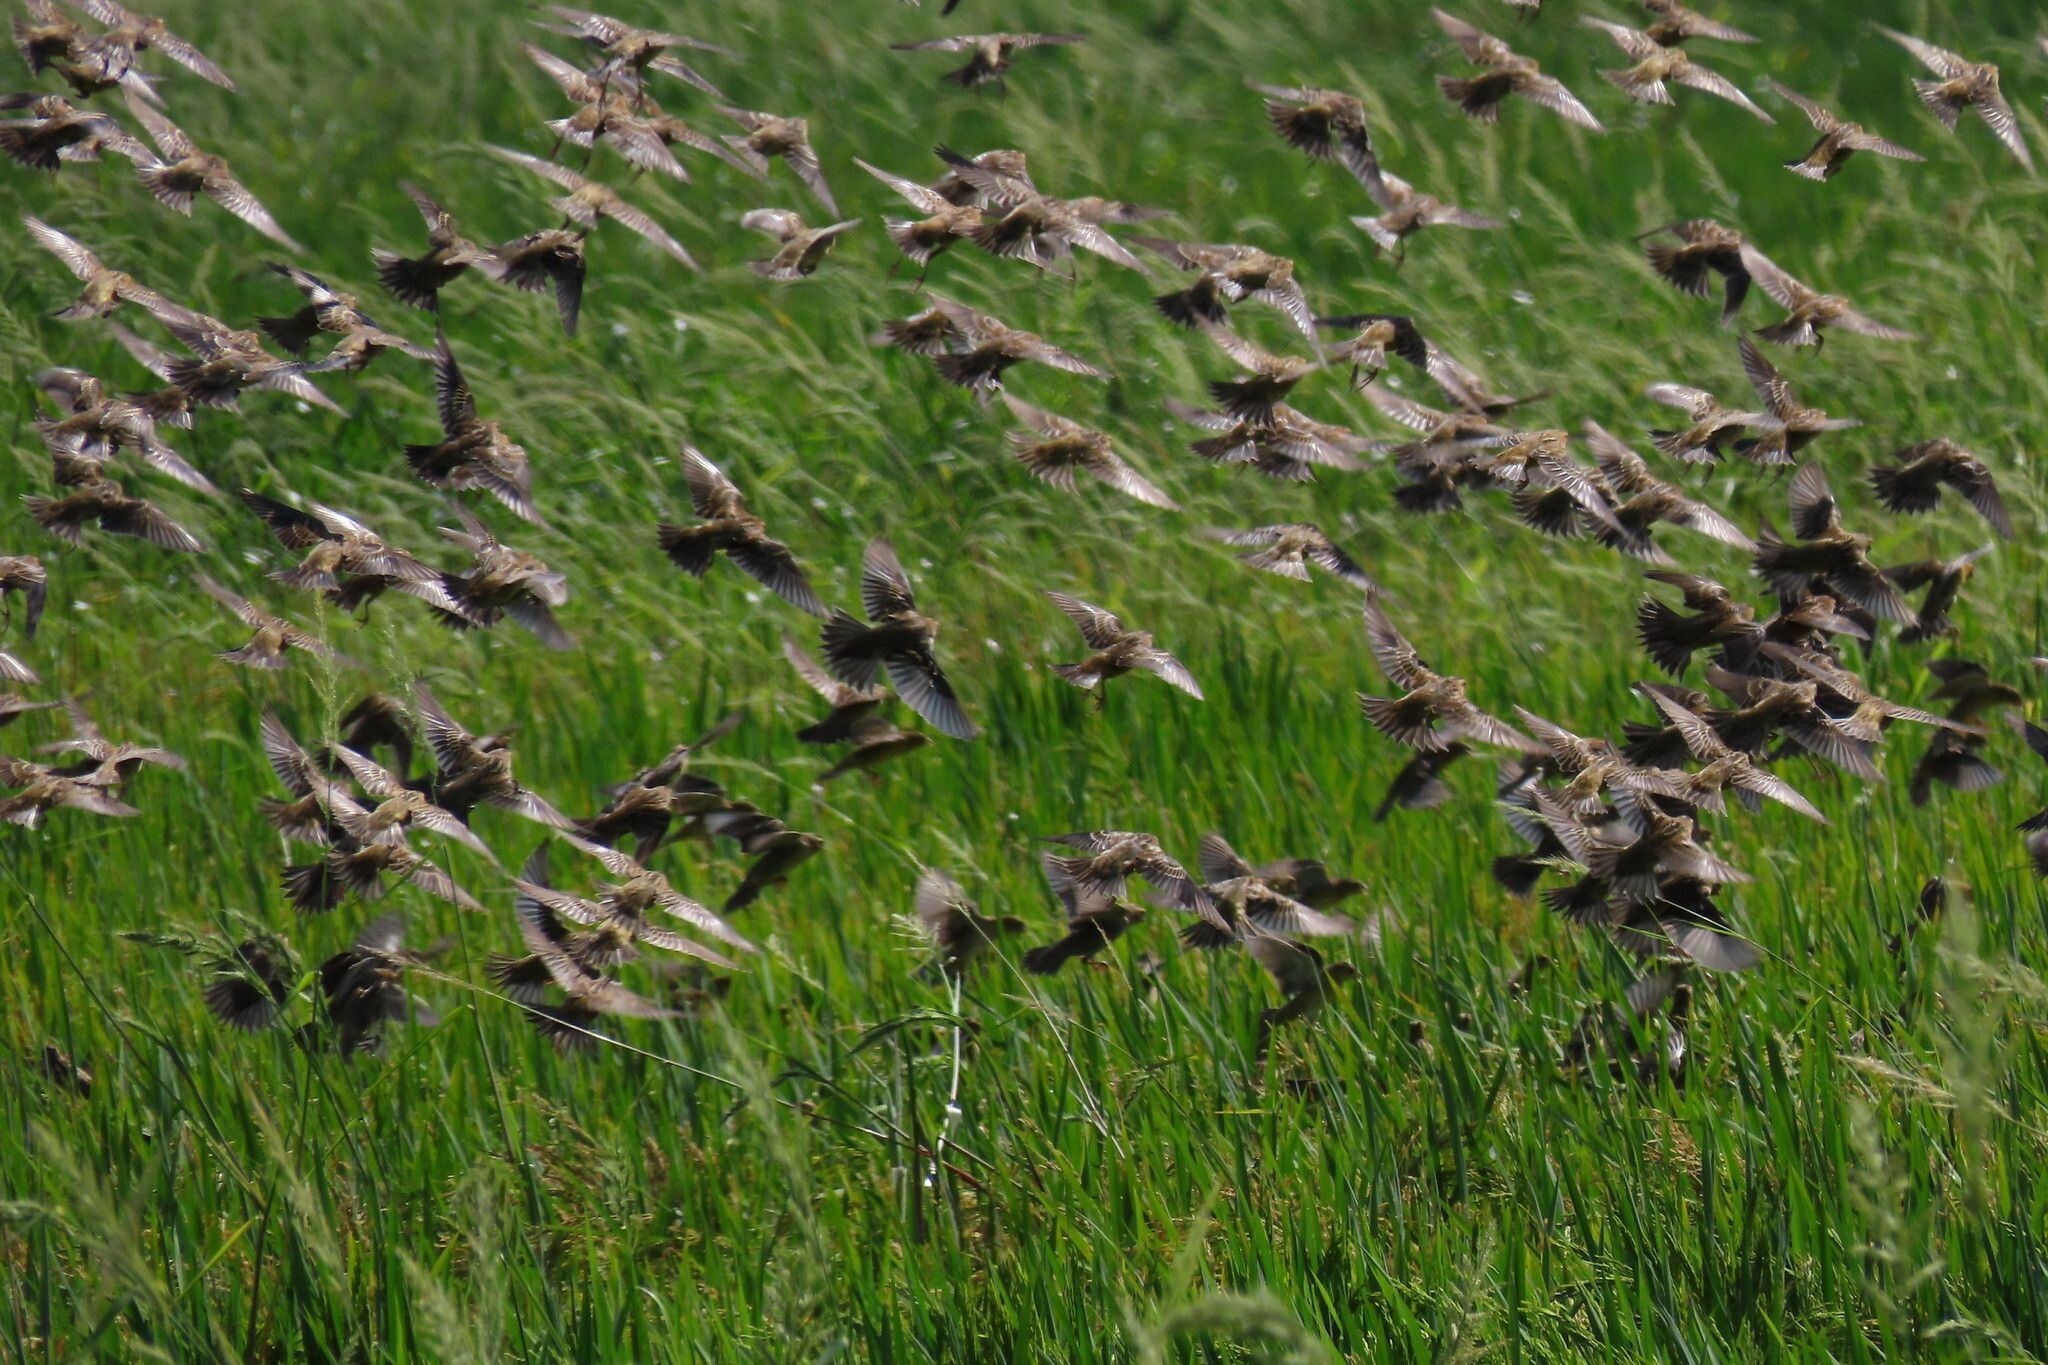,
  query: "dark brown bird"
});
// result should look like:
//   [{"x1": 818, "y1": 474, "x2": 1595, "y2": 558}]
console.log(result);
[
  {"x1": 435, "y1": 512, "x2": 570, "y2": 648},
  {"x1": 1738, "y1": 246, "x2": 1912, "y2": 348},
  {"x1": 1183, "y1": 834, "x2": 1360, "y2": 950},
  {"x1": 414, "y1": 683, "x2": 574, "y2": 829},
  {"x1": 739, "y1": 208, "x2": 862, "y2": 280},
  {"x1": 260, "y1": 263, "x2": 433, "y2": 372},
  {"x1": 578, "y1": 714, "x2": 739, "y2": 853},
  {"x1": 203, "y1": 938, "x2": 292, "y2": 1032},
  {"x1": 1581, "y1": 422, "x2": 1755, "y2": 562},
  {"x1": 490, "y1": 147, "x2": 698, "y2": 269},
  {"x1": 0, "y1": 92, "x2": 147, "y2": 169},
  {"x1": 484, "y1": 228, "x2": 587, "y2": 336},
  {"x1": 1643, "y1": 377, "x2": 1768, "y2": 465},
  {"x1": 325, "y1": 743, "x2": 497, "y2": 864},
  {"x1": 2014, "y1": 719, "x2": 2048, "y2": 876},
  {"x1": 1731, "y1": 335, "x2": 1859, "y2": 465},
  {"x1": 31, "y1": 367, "x2": 210, "y2": 491},
  {"x1": 1583, "y1": 20, "x2": 1772, "y2": 119},
  {"x1": 22, "y1": 216, "x2": 166, "y2": 319},
  {"x1": 75, "y1": 0, "x2": 234, "y2": 87},
  {"x1": 0, "y1": 556, "x2": 48, "y2": 641},
  {"x1": 658, "y1": 447, "x2": 824, "y2": 614},
  {"x1": 527, "y1": 46, "x2": 696, "y2": 181},
  {"x1": 1206, "y1": 523, "x2": 1379, "y2": 592},
  {"x1": 909, "y1": 294, "x2": 1104, "y2": 397},
  {"x1": 855, "y1": 157, "x2": 984, "y2": 276},
  {"x1": 140, "y1": 301, "x2": 343, "y2": 414},
  {"x1": 1313, "y1": 313, "x2": 1429, "y2": 389},
  {"x1": 1133, "y1": 239, "x2": 1314, "y2": 340},
  {"x1": 372, "y1": 183, "x2": 492, "y2": 311},
  {"x1": 1375, "y1": 744, "x2": 1468, "y2": 820},
  {"x1": 501, "y1": 891, "x2": 688, "y2": 1050},
  {"x1": 1020, "y1": 890, "x2": 1146, "y2": 975},
  {"x1": 0, "y1": 754, "x2": 140, "y2": 826},
  {"x1": 815, "y1": 717, "x2": 931, "y2": 784},
  {"x1": 709, "y1": 817, "x2": 825, "y2": 913},
  {"x1": 931, "y1": 146, "x2": 1146, "y2": 272},
  {"x1": 1041, "y1": 830, "x2": 1221, "y2": 928},
  {"x1": 1001, "y1": 396, "x2": 1176, "y2": 509},
  {"x1": 1200, "y1": 325, "x2": 1319, "y2": 426},
  {"x1": 1764, "y1": 80, "x2": 1923, "y2": 181},
  {"x1": 199, "y1": 577, "x2": 350, "y2": 671},
  {"x1": 1922, "y1": 659, "x2": 2023, "y2": 724},
  {"x1": 1432, "y1": 10, "x2": 1604, "y2": 131},
  {"x1": 719, "y1": 108, "x2": 836, "y2": 212},
  {"x1": 38, "y1": 699, "x2": 183, "y2": 792},
  {"x1": 124, "y1": 92, "x2": 299, "y2": 250},
  {"x1": 1640, "y1": 0, "x2": 1756, "y2": 46},
  {"x1": 25, "y1": 475, "x2": 202, "y2": 553},
  {"x1": 1635, "y1": 571, "x2": 1761, "y2": 677},
  {"x1": 1248, "y1": 936, "x2": 1359, "y2": 1059},
  {"x1": 1044, "y1": 591, "x2": 1203, "y2": 701},
  {"x1": 1350, "y1": 169, "x2": 1502, "y2": 259},
  {"x1": 914, "y1": 868, "x2": 1025, "y2": 978},
  {"x1": 1886, "y1": 550, "x2": 1988, "y2": 643},
  {"x1": 1359, "y1": 602, "x2": 1536, "y2": 753},
  {"x1": 1910, "y1": 728, "x2": 2000, "y2": 807},
  {"x1": 1753, "y1": 464, "x2": 1912, "y2": 625},
  {"x1": 535, "y1": 6, "x2": 728, "y2": 95},
  {"x1": 238, "y1": 490, "x2": 461, "y2": 618},
  {"x1": 1639, "y1": 687, "x2": 1826, "y2": 820},
  {"x1": 1166, "y1": 397, "x2": 1369, "y2": 482},
  {"x1": 313, "y1": 913, "x2": 443, "y2": 1055},
  {"x1": 782, "y1": 633, "x2": 888, "y2": 742},
  {"x1": 1250, "y1": 82, "x2": 1381, "y2": 184},
  {"x1": 405, "y1": 331, "x2": 537, "y2": 522},
  {"x1": 1639, "y1": 220, "x2": 1750, "y2": 323},
  {"x1": 549, "y1": 832, "x2": 757, "y2": 959},
  {"x1": 1880, "y1": 28, "x2": 2030, "y2": 172},
  {"x1": 890, "y1": 32, "x2": 1084, "y2": 88},
  {"x1": 1869, "y1": 439, "x2": 2012, "y2": 540},
  {"x1": 820, "y1": 539, "x2": 976, "y2": 741}
]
